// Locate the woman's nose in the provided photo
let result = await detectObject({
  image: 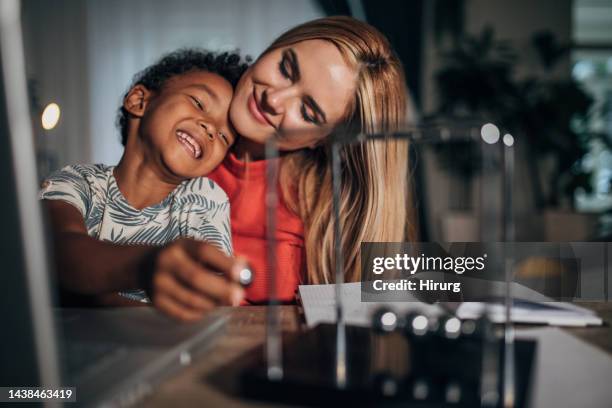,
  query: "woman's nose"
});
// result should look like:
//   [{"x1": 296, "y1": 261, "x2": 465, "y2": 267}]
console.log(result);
[{"x1": 261, "y1": 86, "x2": 296, "y2": 115}]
